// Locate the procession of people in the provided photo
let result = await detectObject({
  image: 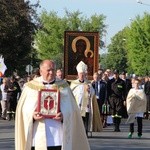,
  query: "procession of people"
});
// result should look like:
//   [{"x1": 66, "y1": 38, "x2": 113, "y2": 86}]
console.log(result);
[{"x1": 0, "y1": 57, "x2": 149, "y2": 150}]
